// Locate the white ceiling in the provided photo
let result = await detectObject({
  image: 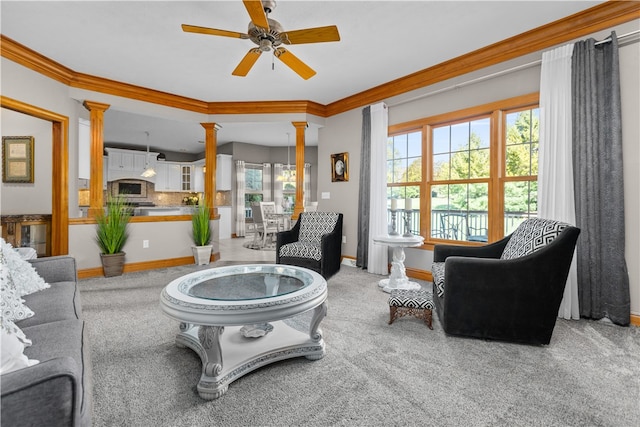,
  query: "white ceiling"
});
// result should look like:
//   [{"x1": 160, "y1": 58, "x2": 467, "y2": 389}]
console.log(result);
[{"x1": 1, "y1": 1, "x2": 604, "y2": 154}]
